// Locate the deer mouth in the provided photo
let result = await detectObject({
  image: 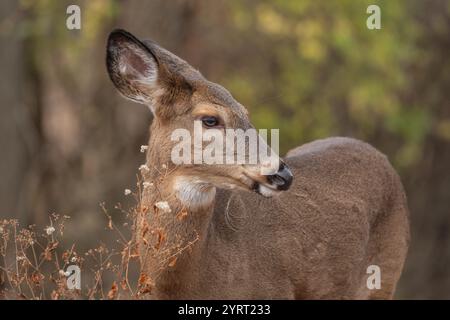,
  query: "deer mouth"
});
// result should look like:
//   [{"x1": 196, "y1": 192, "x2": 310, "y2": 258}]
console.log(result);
[
  {"x1": 249, "y1": 181, "x2": 279, "y2": 197},
  {"x1": 242, "y1": 163, "x2": 293, "y2": 197},
  {"x1": 242, "y1": 173, "x2": 281, "y2": 198}
]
